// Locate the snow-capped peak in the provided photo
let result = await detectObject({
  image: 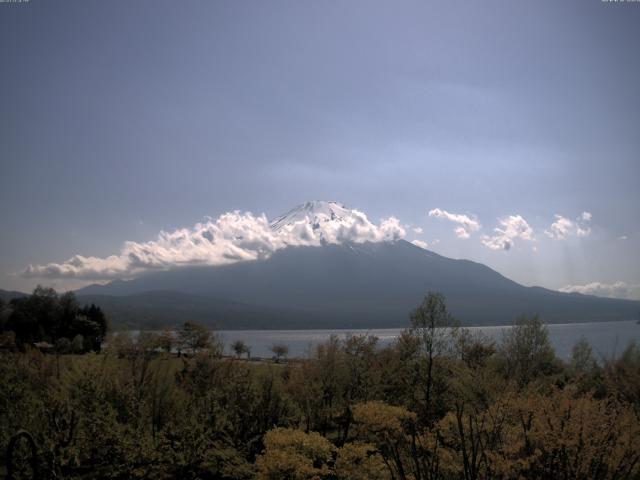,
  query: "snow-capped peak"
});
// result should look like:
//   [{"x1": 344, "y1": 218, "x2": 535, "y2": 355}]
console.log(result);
[
  {"x1": 270, "y1": 201, "x2": 353, "y2": 232},
  {"x1": 269, "y1": 200, "x2": 405, "y2": 246}
]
